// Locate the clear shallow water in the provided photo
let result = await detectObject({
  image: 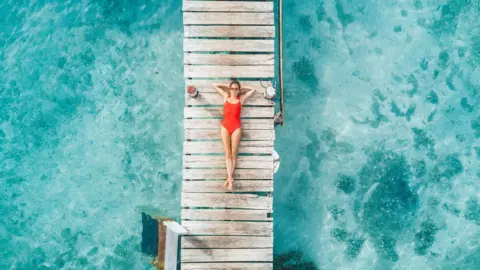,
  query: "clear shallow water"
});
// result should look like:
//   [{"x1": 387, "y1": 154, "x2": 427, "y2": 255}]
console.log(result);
[
  {"x1": 1, "y1": 0, "x2": 183, "y2": 268},
  {"x1": 275, "y1": 0, "x2": 479, "y2": 269},
  {"x1": 0, "y1": 0, "x2": 479, "y2": 270}
]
